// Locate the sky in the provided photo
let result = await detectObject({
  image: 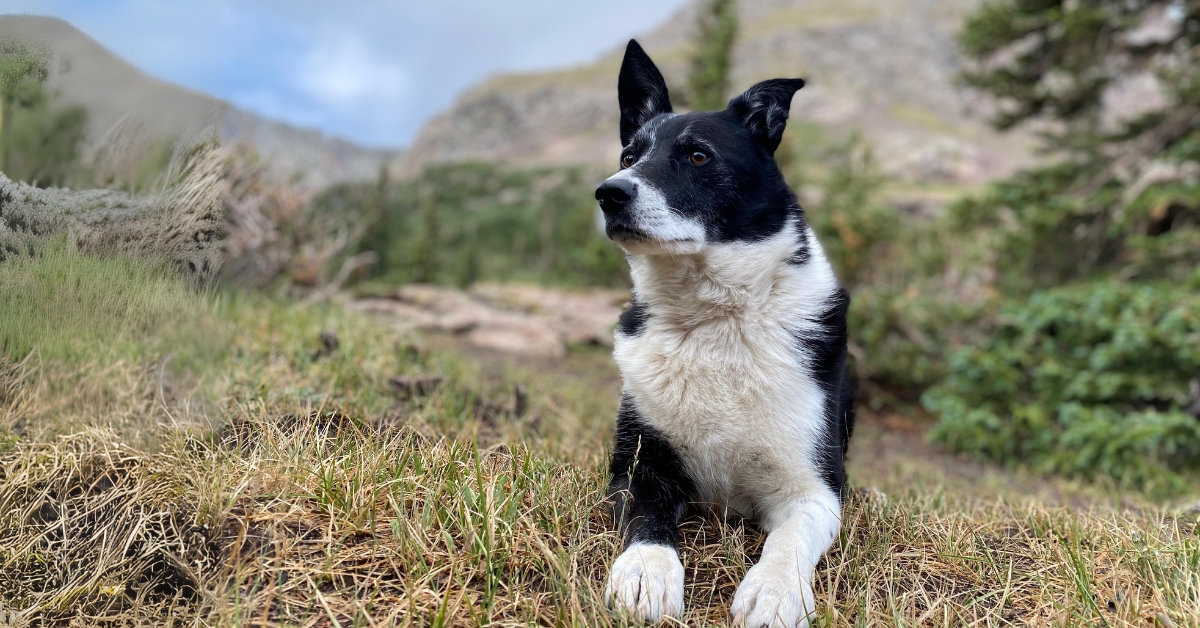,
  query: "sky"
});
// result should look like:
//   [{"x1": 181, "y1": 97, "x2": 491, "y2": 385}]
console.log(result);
[{"x1": 1, "y1": 0, "x2": 691, "y2": 148}]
